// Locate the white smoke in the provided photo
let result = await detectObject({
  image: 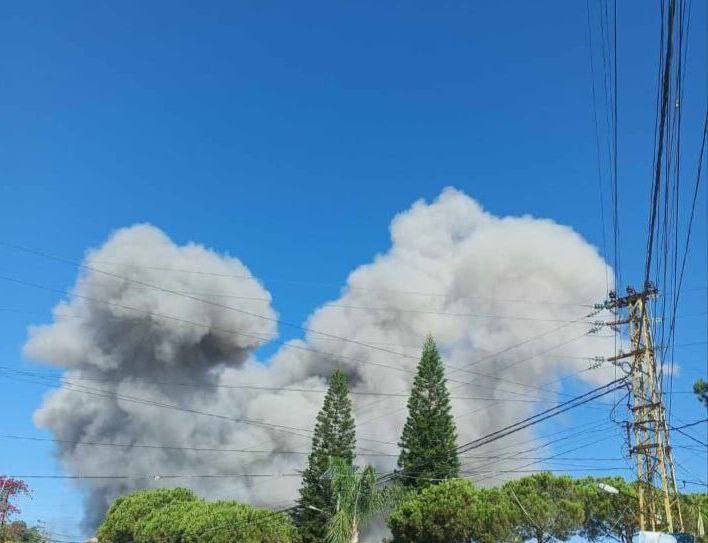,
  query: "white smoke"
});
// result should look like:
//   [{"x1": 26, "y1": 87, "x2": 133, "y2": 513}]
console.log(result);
[{"x1": 25, "y1": 188, "x2": 617, "y2": 535}]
